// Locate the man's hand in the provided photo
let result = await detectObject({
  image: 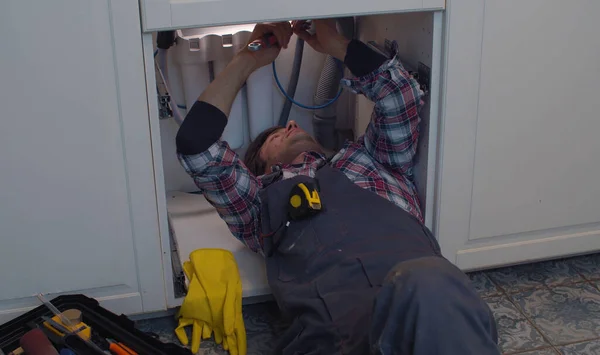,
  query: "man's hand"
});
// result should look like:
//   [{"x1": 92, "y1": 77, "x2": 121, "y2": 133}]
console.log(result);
[
  {"x1": 240, "y1": 22, "x2": 293, "y2": 70},
  {"x1": 196, "y1": 22, "x2": 291, "y2": 117},
  {"x1": 292, "y1": 19, "x2": 350, "y2": 61}
]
